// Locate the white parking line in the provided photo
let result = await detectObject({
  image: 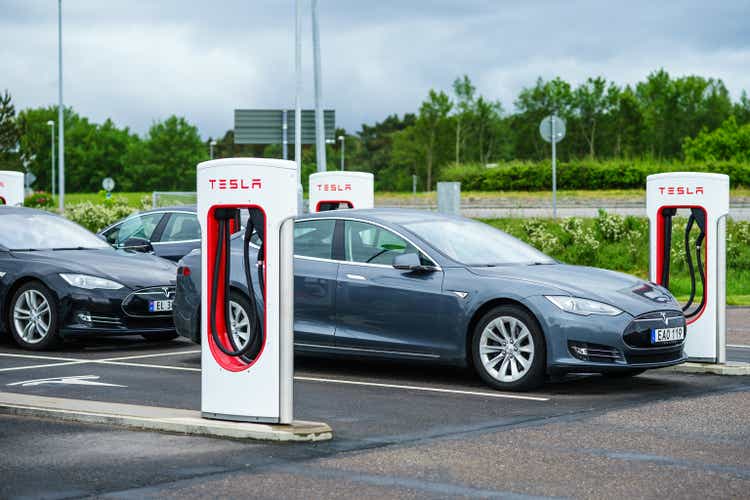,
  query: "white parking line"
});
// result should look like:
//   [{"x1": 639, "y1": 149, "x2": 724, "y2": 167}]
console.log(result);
[
  {"x1": 295, "y1": 376, "x2": 551, "y2": 401},
  {"x1": 0, "y1": 352, "x2": 80, "y2": 362},
  {"x1": 0, "y1": 361, "x2": 90, "y2": 373},
  {"x1": 100, "y1": 350, "x2": 201, "y2": 362},
  {"x1": 728, "y1": 344, "x2": 750, "y2": 349},
  {"x1": 96, "y1": 360, "x2": 200, "y2": 372}
]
